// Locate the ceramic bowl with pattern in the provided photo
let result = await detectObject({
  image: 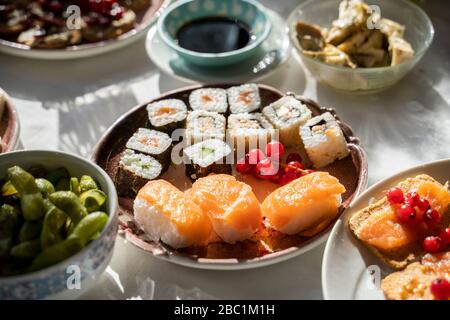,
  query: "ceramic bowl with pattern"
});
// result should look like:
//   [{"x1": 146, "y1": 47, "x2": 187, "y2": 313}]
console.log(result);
[
  {"x1": 157, "y1": 0, "x2": 271, "y2": 66},
  {"x1": 0, "y1": 150, "x2": 118, "y2": 300}
]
